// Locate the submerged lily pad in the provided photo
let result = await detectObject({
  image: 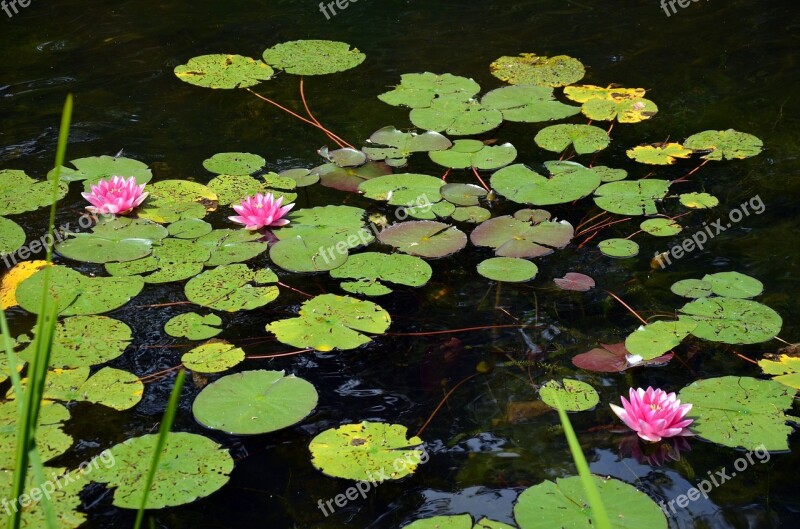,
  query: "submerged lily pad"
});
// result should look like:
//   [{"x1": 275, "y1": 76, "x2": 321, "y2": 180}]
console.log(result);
[
  {"x1": 378, "y1": 221, "x2": 468, "y2": 258},
  {"x1": 678, "y1": 376, "x2": 796, "y2": 450},
  {"x1": 627, "y1": 143, "x2": 693, "y2": 165},
  {"x1": 514, "y1": 475, "x2": 667, "y2": 529},
  {"x1": 90, "y1": 432, "x2": 233, "y2": 508},
  {"x1": 491, "y1": 162, "x2": 601, "y2": 205},
  {"x1": 378, "y1": 72, "x2": 480, "y2": 108},
  {"x1": 490, "y1": 53, "x2": 585, "y2": 87},
  {"x1": 481, "y1": 85, "x2": 580, "y2": 122},
  {"x1": 309, "y1": 422, "x2": 424, "y2": 480},
  {"x1": 193, "y1": 370, "x2": 318, "y2": 435},
  {"x1": 330, "y1": 252, "x2": 433, "y2": 295},
  {"x1": 471, "y1": 215, "x2": 573, "y2": 258},
  {"x1": 203, "y1": 152, "x2": 266, "y2": 175},
  {"x1": 598, "y1": 238, "x2": 639, "y2": 258},
  {"x1": 266, "y1": 294, "x2": 391, "y2": 351},
  {"x1": 625, "y1": 321, "x2": 697, "y2": 360},
  {"x1": 476, "y1": 257, "x2": 538, "y2": 282},
  {"x1": 263, "y1": 40, "x2": 365, "y2": 75},
  {"x1": 539, "y1": 379, "x2": 599, "y2": 411},
  {"x1": 535, "y1": 124, "x2": 610, "y2": 154},
  {"x1": 593, "y1": 179, "x2": 671, "y2": 215},
  {"x1": 684, "y1": 129, "x2": 763, "y2": 161},
  {"x1": 21, "y1": 316, "x2": 131, "y2": 369},
  {"x1": 181, "y1": 339, "x2": 245, "y2": 373},
  {"x1": 165, "y1": 312, "x2": 223, "y2": 340},
  {"x1": 185, "y1": 264, "x2": 279, "y2": 312},
  {"x1": 175, "y1": 54, "x2": 274, "y2": 89},
  {"x1": 678, "y1": 297, "x2": 782, "y2": 344},
  {"x1": 430, "y1": 140, "x2": 517, "y2": 170},
  {"x1": 0, "y1": 169, "x2": 68, "y2": 216}
]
